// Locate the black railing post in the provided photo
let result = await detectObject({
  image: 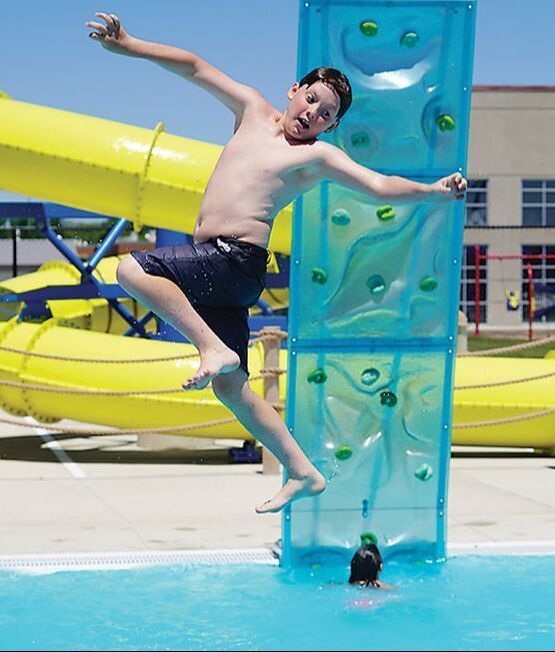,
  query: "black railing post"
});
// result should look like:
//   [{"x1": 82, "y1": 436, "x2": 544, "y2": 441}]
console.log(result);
[{"x1": 11, "y1": 227, "x2": 18, "y2": 278}]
